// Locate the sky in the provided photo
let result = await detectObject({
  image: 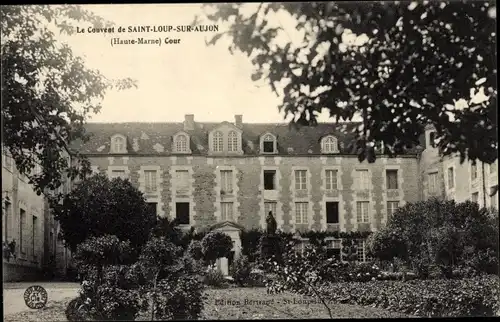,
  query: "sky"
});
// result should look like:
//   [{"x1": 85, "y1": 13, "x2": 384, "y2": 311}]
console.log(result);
[
  {"x1": 57, "y1": 3, "x2": 330, "y2": 124},
  {"x1": 52, "y1": 3, "x2": 490, "y2": 125}
]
